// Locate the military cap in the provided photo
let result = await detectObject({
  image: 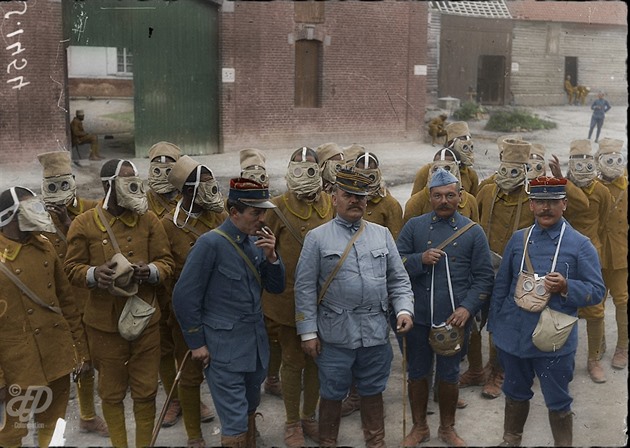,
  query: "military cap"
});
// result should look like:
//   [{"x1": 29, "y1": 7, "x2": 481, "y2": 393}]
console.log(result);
[
  {"x1": 429, "y1": 167, "x2": 459, "y2": 189},
  {"x1": 335, "y1": 168, "x2": 371, "y2": 196},
  {"x1": 228, "y1": 177, "x2": 275, "y2": 208},
  {"x1": 569, "y1": 140, "x2": 593, "y2": 158},
  {"x1": 343, "y1": 144, "x2": 367, "y2": 164},
  {"x1": 528, "y1": 176, "x2": 567, "y2": 200},
  {"x1": 445, "y1": 121, "x2": 470, "y2": 141},
  {"x1": 240, "y1": 148, "x2": 266, "y2": 170},
  {"x1": 497, "y1": 134, "x2": 522, "y2": 152},
  {"x1": 315, "y1": 142, "x2": 344, "y2": 166},
  {"x1": 76, "y1": 110, "x2": 85, "y2": 116},
  {"x1": 501, "y1": 139, "x2": 531, "y2": 164},
  {"x1": 148, "y1": 141, "x2": 181, "y2": 163},
  {"x1": 37, "y1": 151, "x2": 73, "y2": 178},
  {"x1": 597, "y1": 138, "x2": 624, "y2": 155},
  {"x1": 168, "y1": 155, "x2": 202, "y2": 192},
  {"x1": 530, "y1": 143, "x2": 546, "y2": 160}
]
